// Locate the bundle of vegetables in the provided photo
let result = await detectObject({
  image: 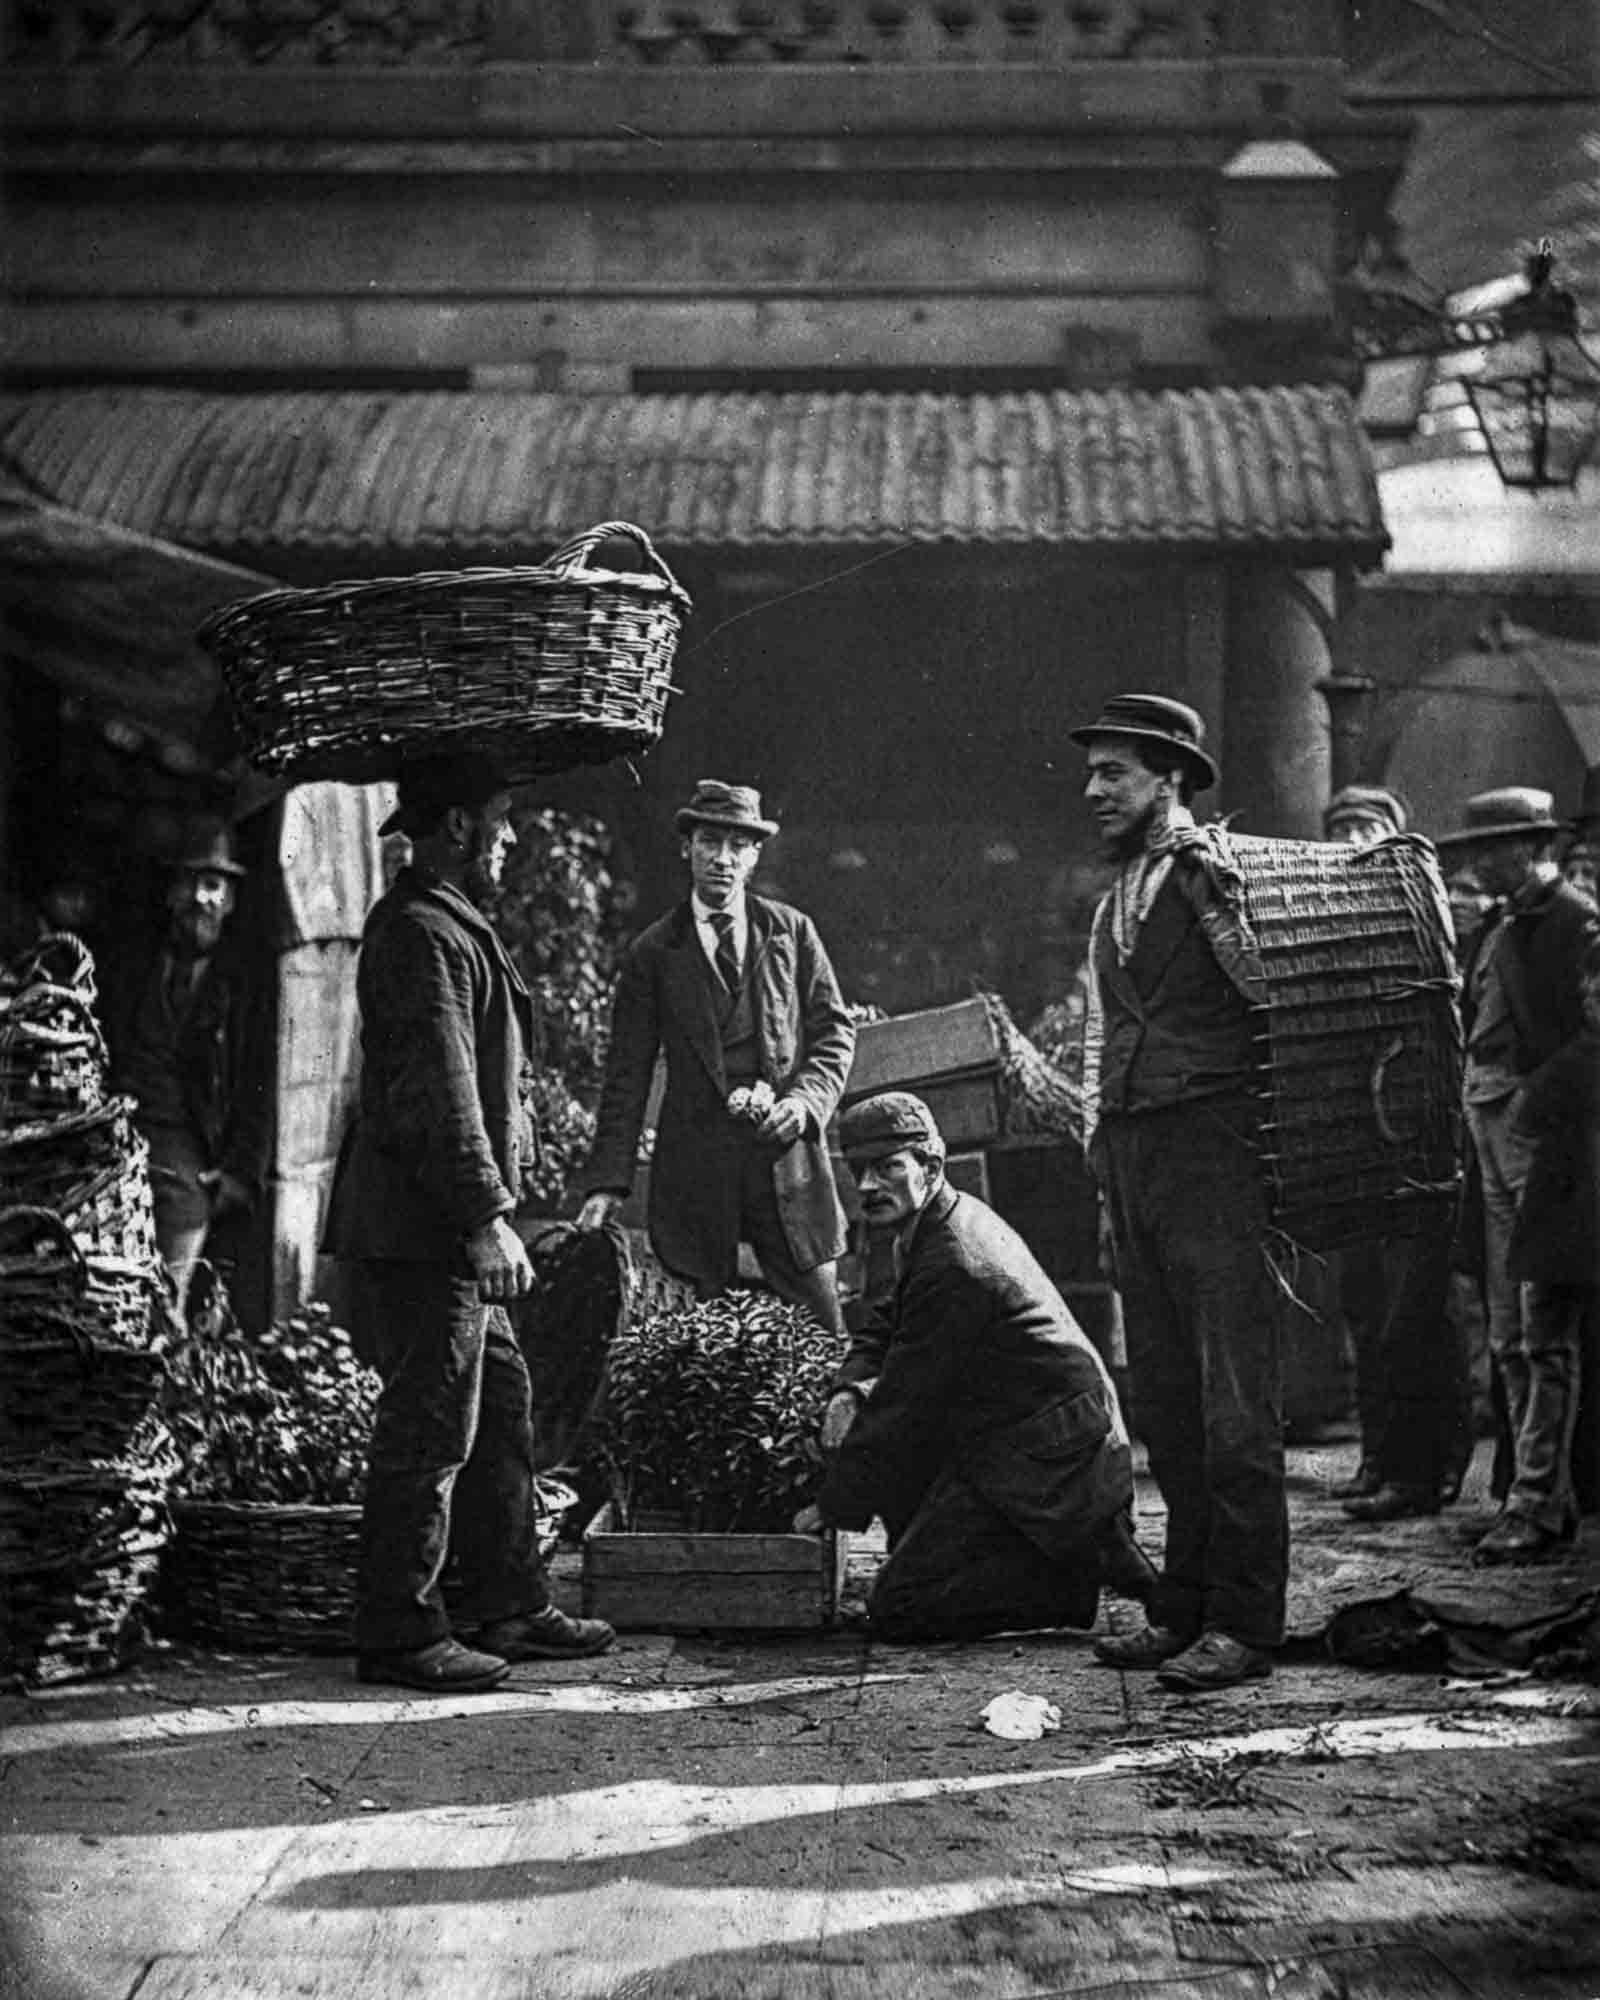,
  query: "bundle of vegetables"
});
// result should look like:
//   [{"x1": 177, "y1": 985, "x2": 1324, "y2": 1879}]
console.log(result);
[
  {"x1": 164, "y1": 1301, "x2": 379, "y2": 1506},
  {"x1": 982, "y1": 990, "x2": 1084, "y2": 1142},
  {"x1": 595, "y1": 1291, "x2": 848, "y2": 1533}
]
